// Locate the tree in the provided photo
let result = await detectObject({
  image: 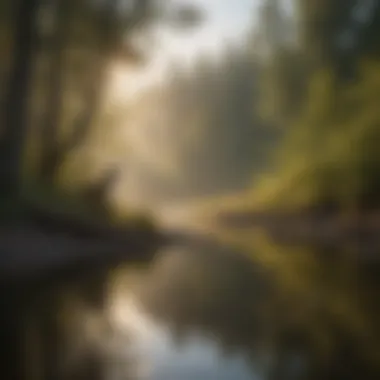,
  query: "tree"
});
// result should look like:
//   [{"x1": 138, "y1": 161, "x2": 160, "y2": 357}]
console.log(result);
[
  {"x1": 250, "y1": 0, "x2": 307, "y2": 127},
  {"x1": 297, "y1": 0, "x2": 380, "y2": 77},
  {"x1": 35, "y1": 0, "x2": 202, "y2": 187},
  {"x1": 0, "y1": 0, "x2": 202, "y2": 218},
  {"x1": 252, "y1": 0, "x2": 380, "y2": 130},
  {"x1": 0, "y1": 0, "x2": 40, "y2": 200},
  {"x1": 253, "y1": 60, "x2": 380, "y2": 211}
]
